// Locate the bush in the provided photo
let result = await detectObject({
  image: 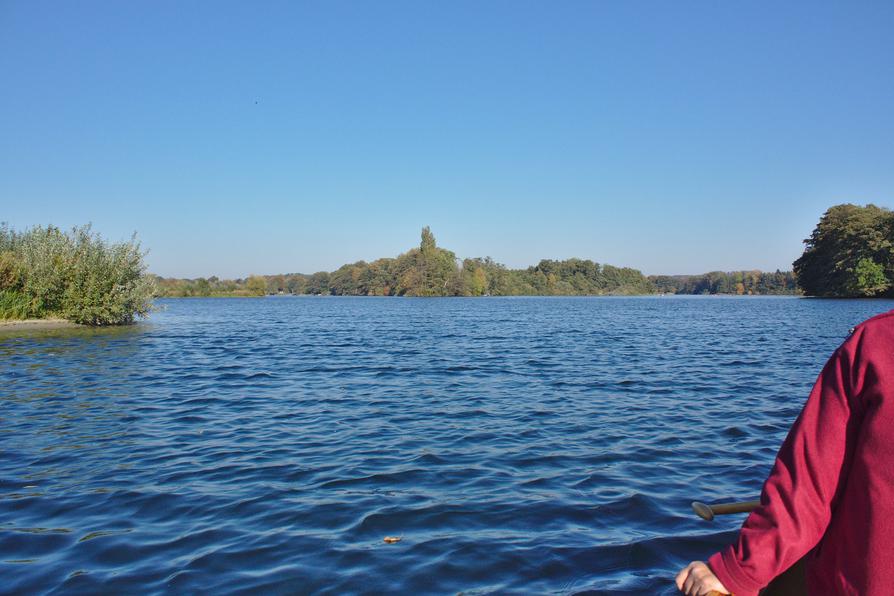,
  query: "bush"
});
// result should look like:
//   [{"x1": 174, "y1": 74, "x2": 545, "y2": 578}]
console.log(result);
[
  {"x1": 16, "y1": 225, "x2": 73, "y2": 314},
  {"x1": 0, "y1": 251, "x2": 24, "y2": 290},
  {"x1": 0, "y1": 290, "x2": 38, "y2": 320},
  {"x1": 0, "y1": 223, "x2": 156, "y2": 325}
]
